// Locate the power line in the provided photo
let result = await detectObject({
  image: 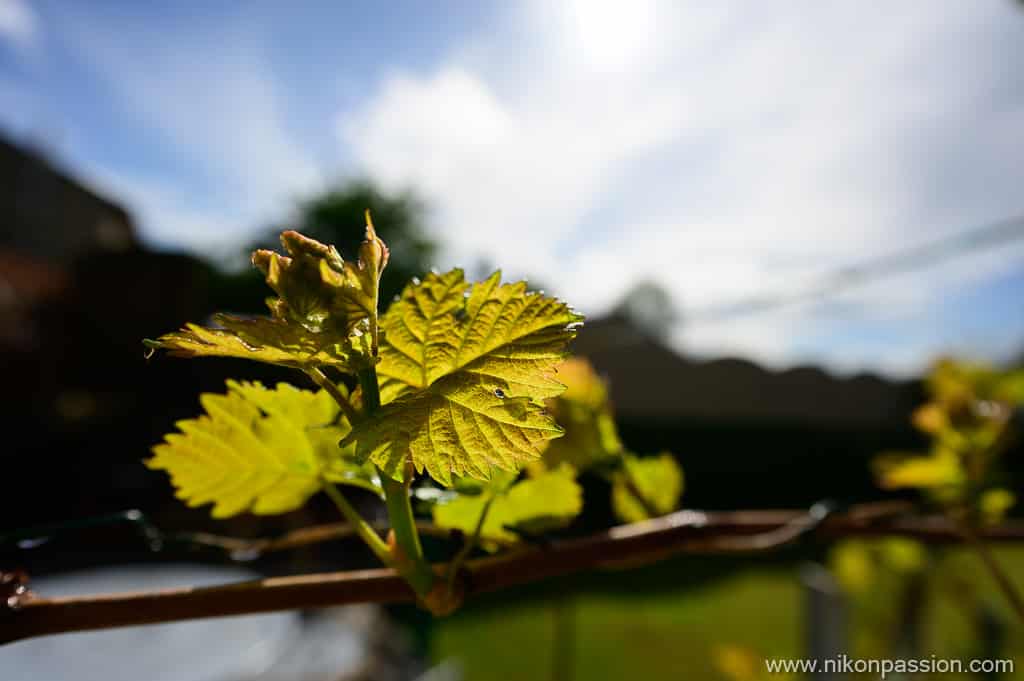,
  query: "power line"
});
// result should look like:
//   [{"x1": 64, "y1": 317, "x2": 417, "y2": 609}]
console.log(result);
[{"x1": 687, "y1": 213, "x2": 1024, "y2": 322}]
